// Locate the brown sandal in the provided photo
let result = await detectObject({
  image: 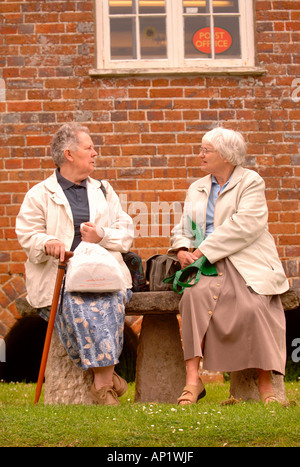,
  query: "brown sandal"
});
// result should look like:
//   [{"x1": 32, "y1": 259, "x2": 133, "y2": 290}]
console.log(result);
[
  {"x1": 90, "y1": 383, "x2": 120, "y2": 406},
  {"x1": 261, "y1": 391, "x2": 279, "y2": 405},
  {"x1": 178, "y1": 379, "x2": 206, "y2": 405},
  {"x1": 112, "y1": 372, "x2": 128, "y2": 397}
]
